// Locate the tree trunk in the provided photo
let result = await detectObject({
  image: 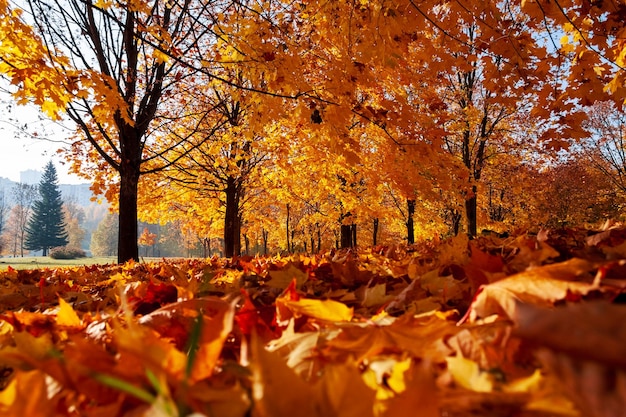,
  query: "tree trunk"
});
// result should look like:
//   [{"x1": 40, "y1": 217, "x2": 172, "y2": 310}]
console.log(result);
[
  {"x1": 118, "y1": 165, "x2": 140, "y2": 263},
  {"x1": 317, "y1": 224, "x2": 321, "y2": 253},
  {"x1": 19, "y1": 229, "x2": 24, "y2": 257},
  {"x1": 262, "y1": 229, "x2": 268, "y2": 255},
  {"x1": 286, "y1": 203, "x2": 290, "y2": 252},
  {"x1": 340, "y1": 224, "x2": 352, "y2": 248},
  {"x1": 340, "y1": 223, "x2": 358, "y2": 248},
  {"x1": 407, "y1": 199, "x2": 416, "y2": 244},
  {"x1": 202, "y1": 237, "x2": 209, "y2": 258},
  {"x1": 234, "y1": 212, "x2": 242, "y2": 256},
  {"x1": 373, "y1": 218, "x2": 379, "y2": 246},
  {"x1": 224, "y1": 177, "x2": 238, "y2": 258},
  {"x1": 465, "y1": 185, "x2": 478, "y2": 238}
]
